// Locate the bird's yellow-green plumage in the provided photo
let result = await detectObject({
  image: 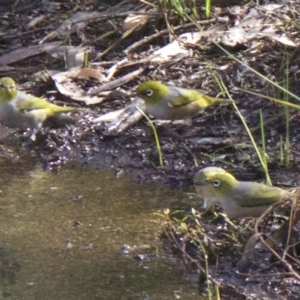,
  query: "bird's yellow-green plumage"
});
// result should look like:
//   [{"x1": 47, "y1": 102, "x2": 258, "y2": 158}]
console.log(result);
[
  {"x1": 0, "y1": 77, "x2": 76, "y2": 129},
  {"x1": 137, "y1": 80, "x2": 229, "y2": 120},
  {"x1": 194, "y1": 166, "x2": 289, "y2": 218},
  {"x1": 0, "y1": 77, "x2": 17, "y2": 101}
]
